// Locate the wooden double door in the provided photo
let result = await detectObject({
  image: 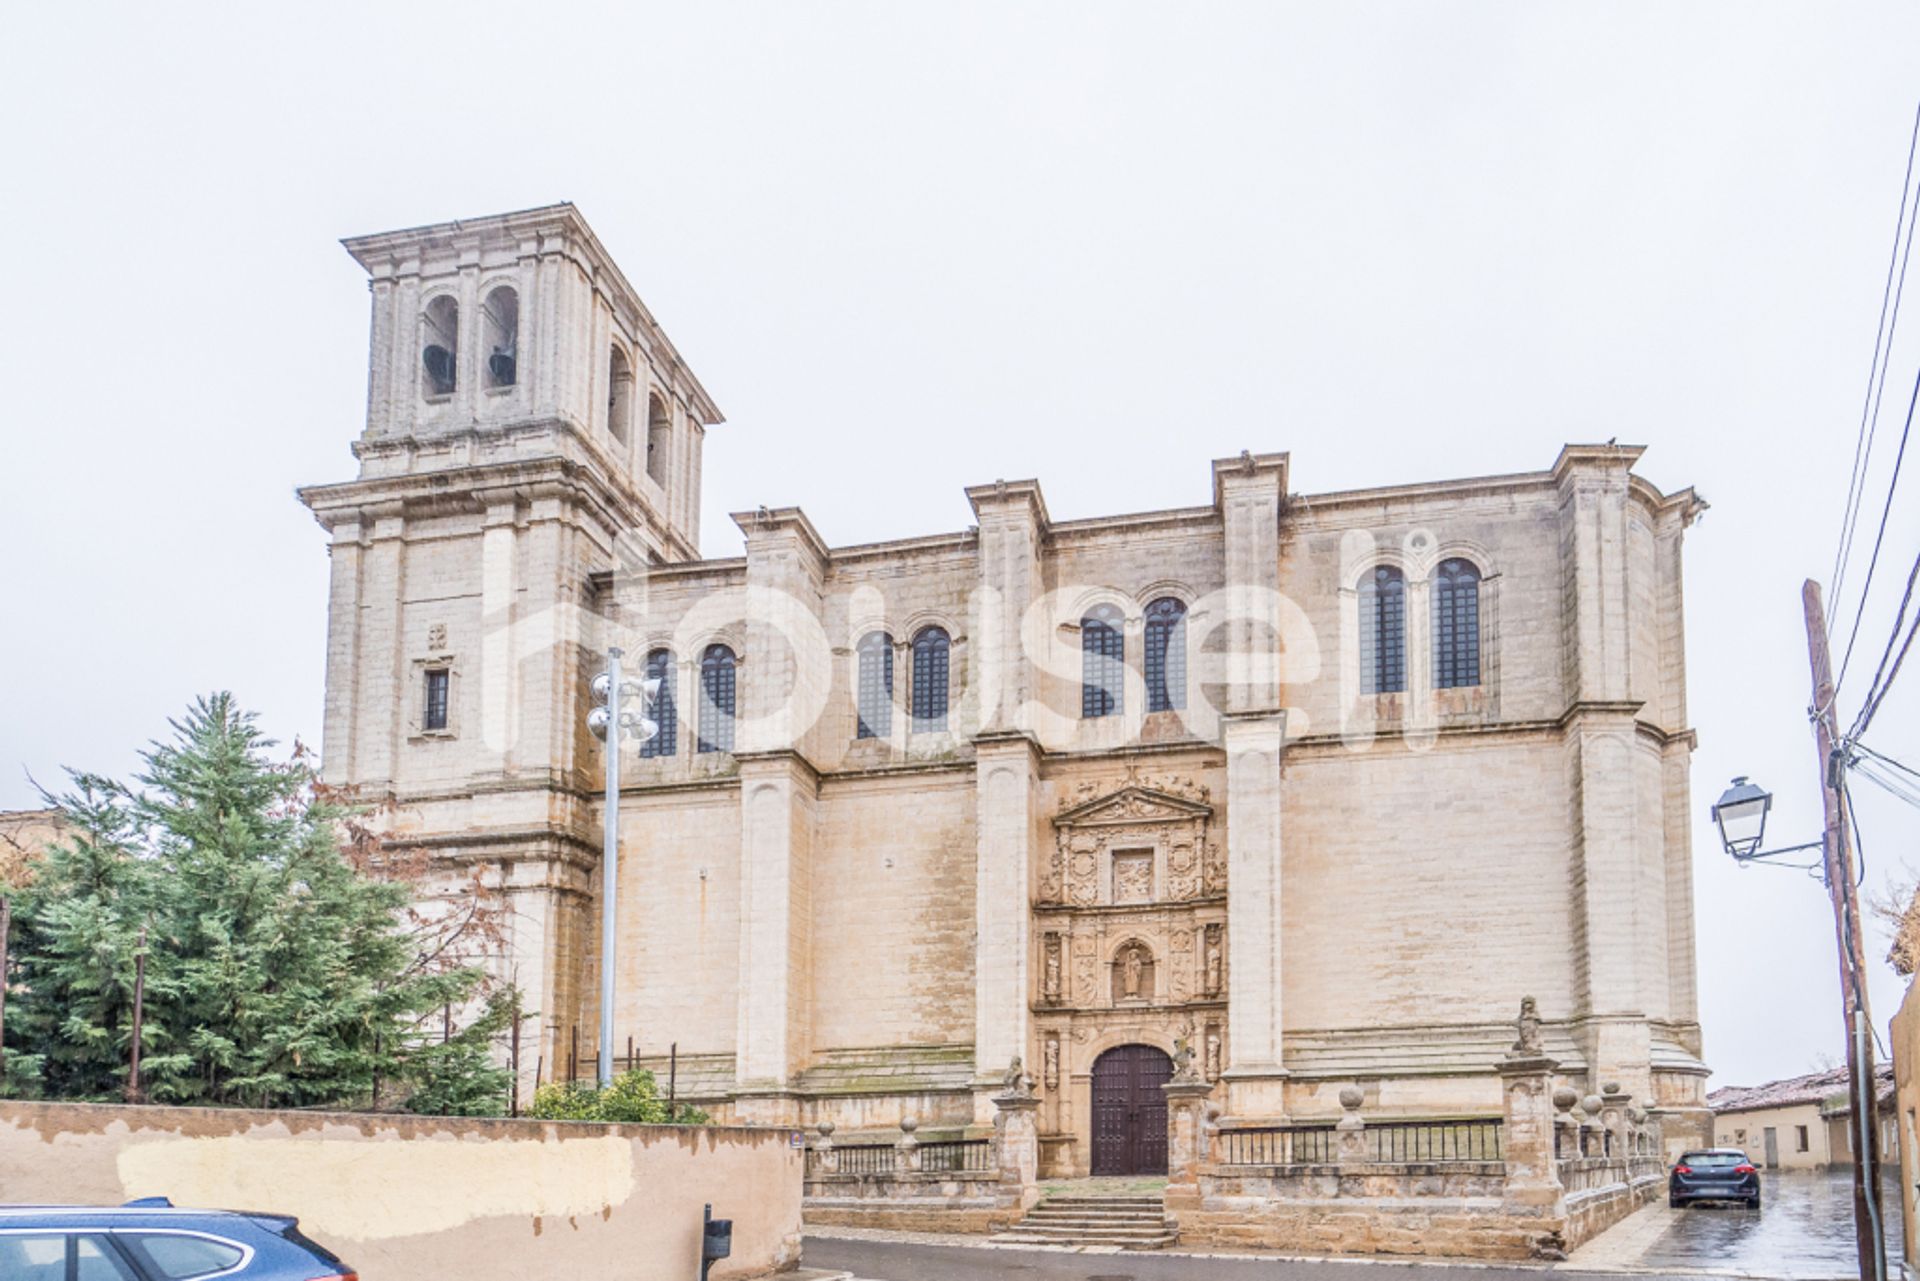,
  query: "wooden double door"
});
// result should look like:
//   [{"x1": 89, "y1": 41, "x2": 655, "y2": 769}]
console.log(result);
[{"x1": 1090, "y1": 1044, "x2": 1172, "y2": 1175}]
